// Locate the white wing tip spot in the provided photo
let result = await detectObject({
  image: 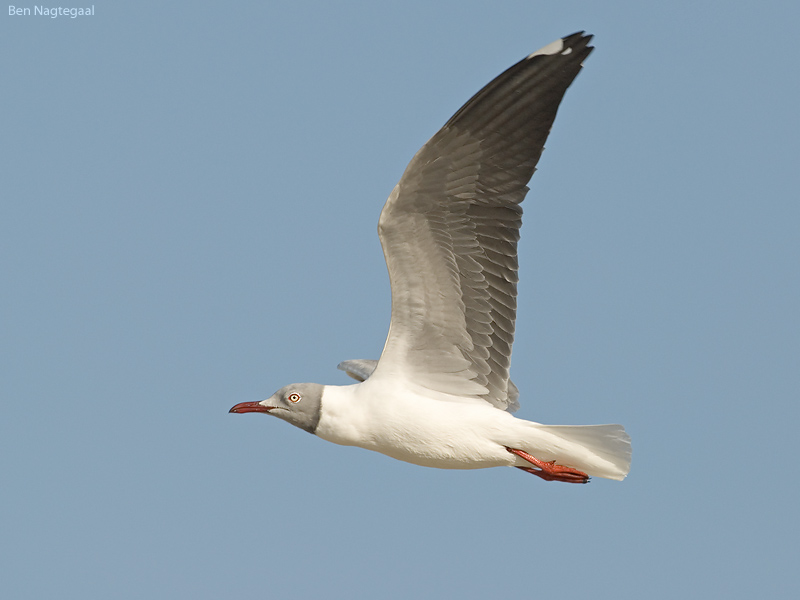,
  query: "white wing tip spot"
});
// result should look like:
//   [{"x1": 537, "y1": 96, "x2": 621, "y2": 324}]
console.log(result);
[{"x1": 527, "y1": 38, "x2": 564, "y2": 58}]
